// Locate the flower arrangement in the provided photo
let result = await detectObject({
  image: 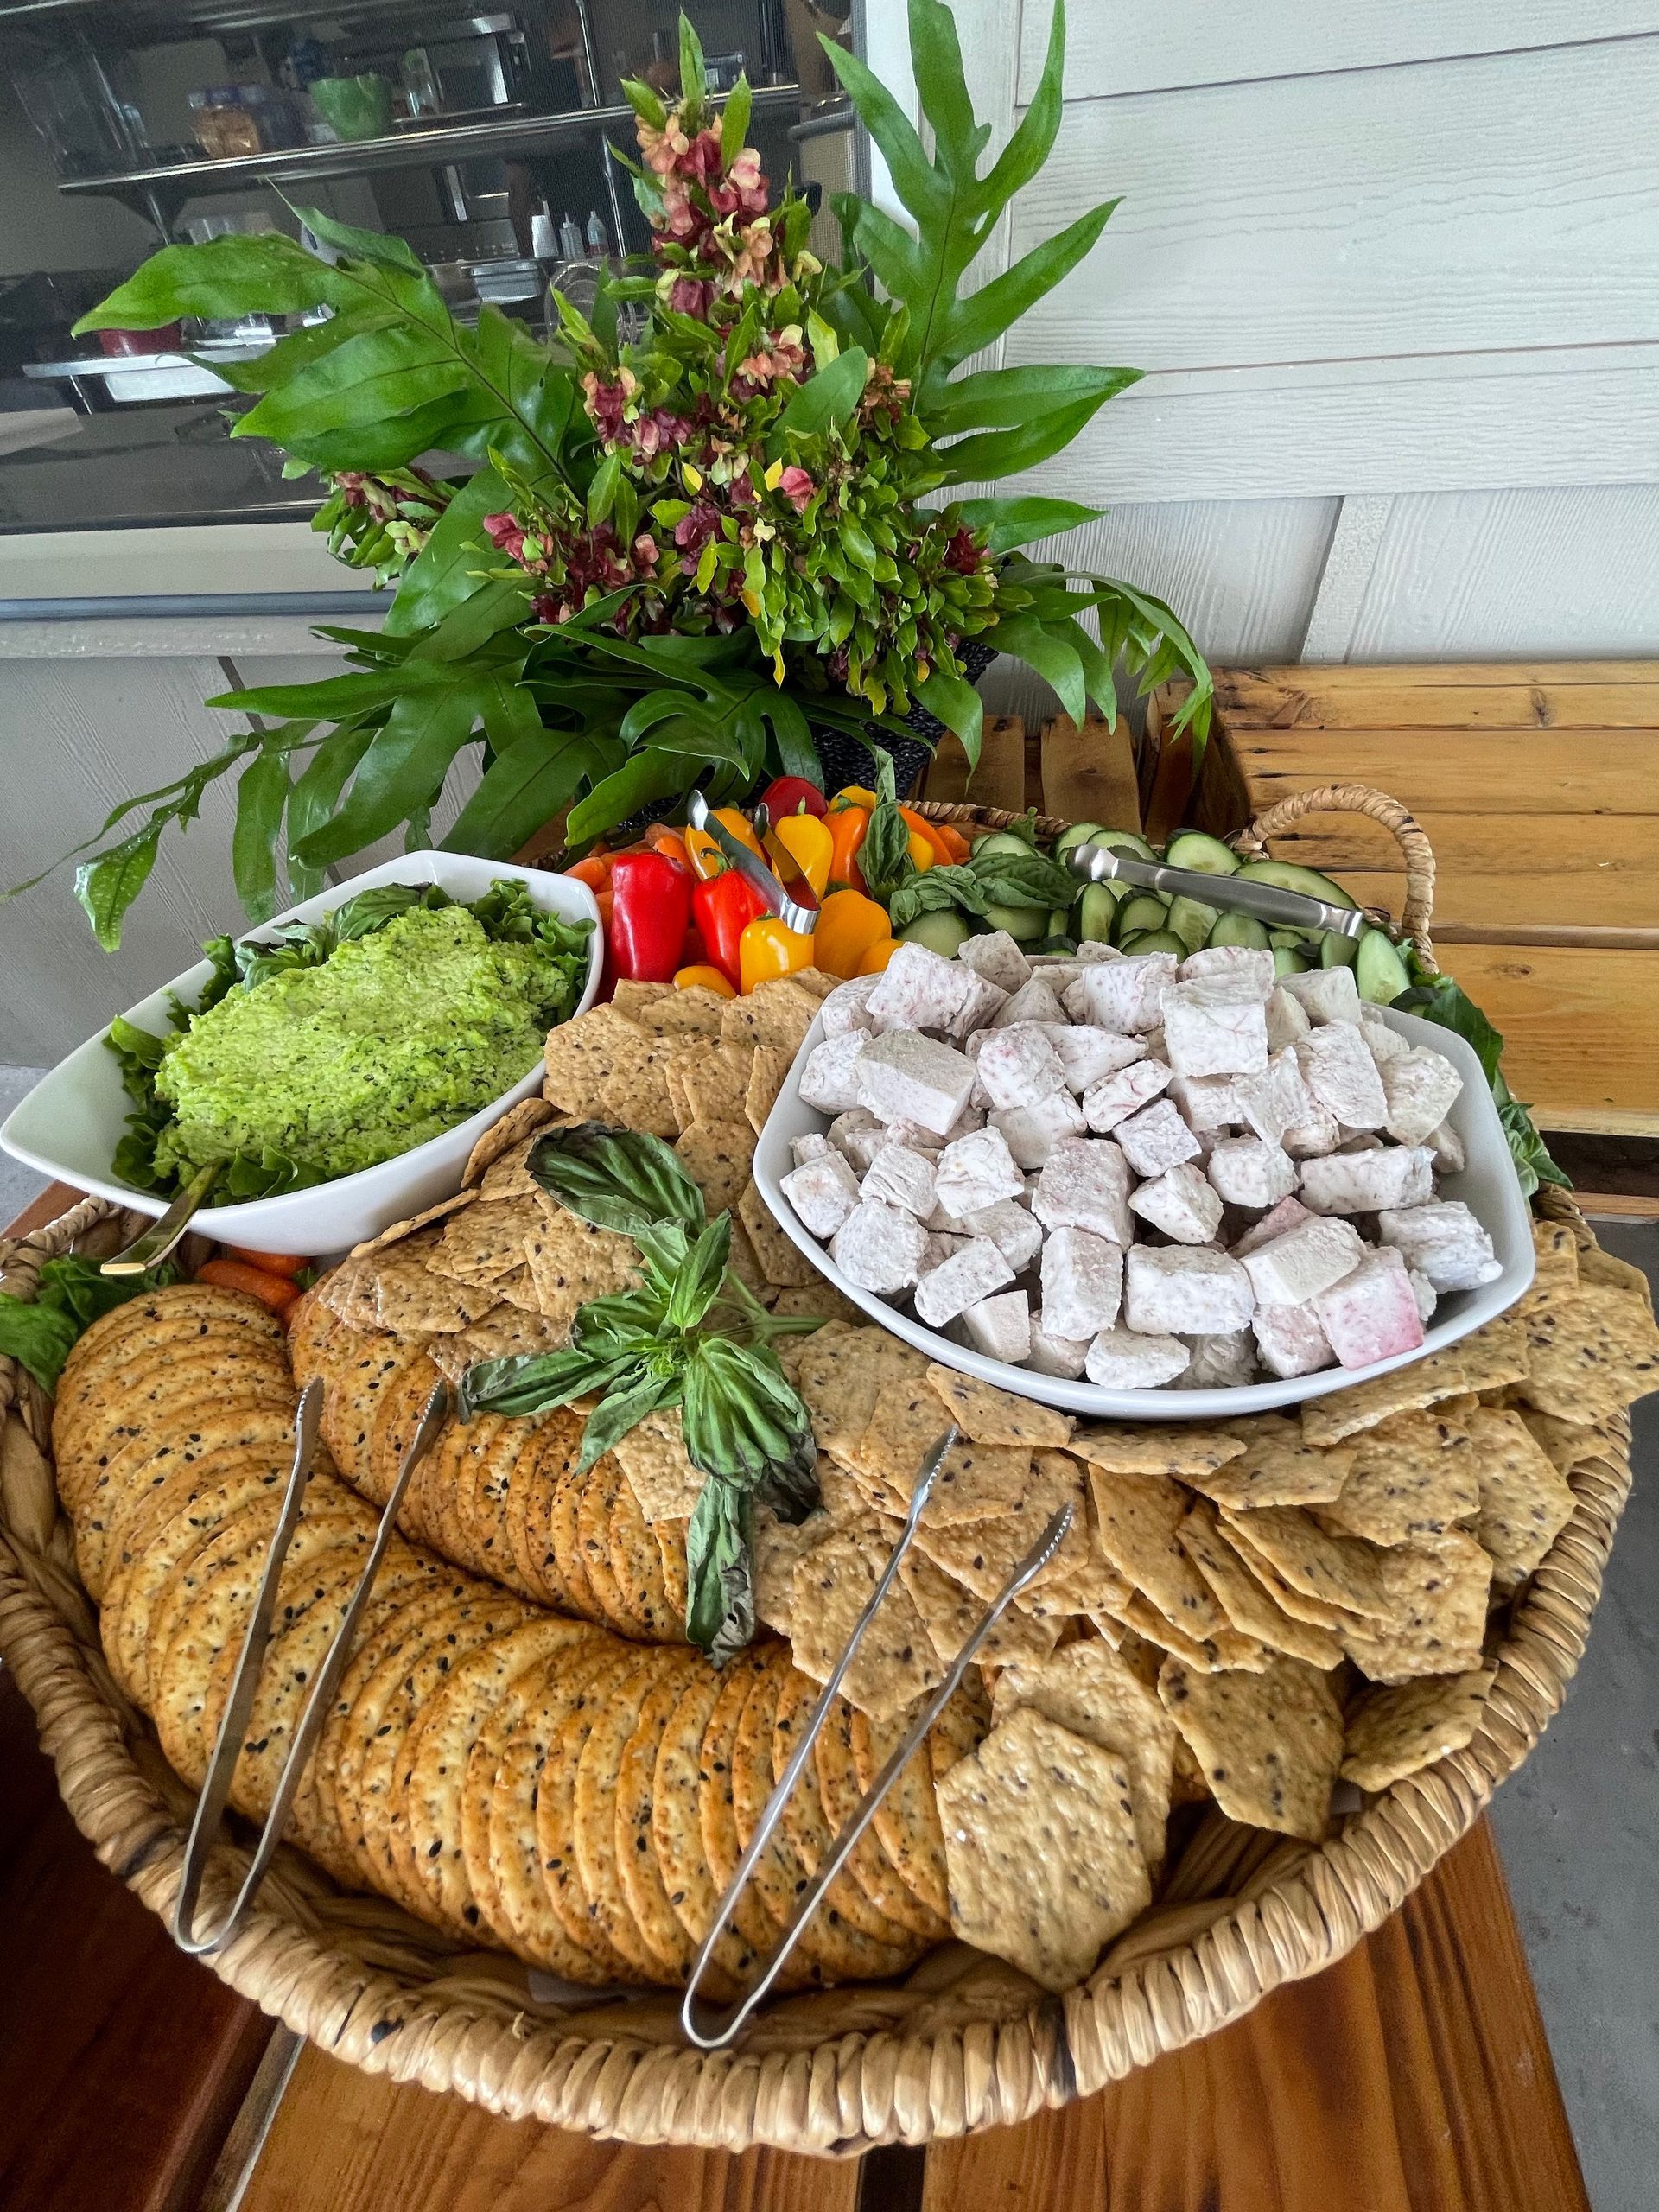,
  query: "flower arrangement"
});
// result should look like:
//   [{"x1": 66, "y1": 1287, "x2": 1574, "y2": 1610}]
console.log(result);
[{"x1": 29, "y1": 1, "x2": 1211, "y2": 949}]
